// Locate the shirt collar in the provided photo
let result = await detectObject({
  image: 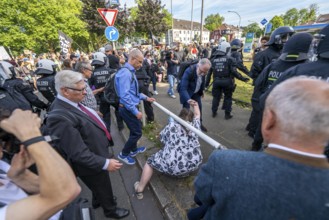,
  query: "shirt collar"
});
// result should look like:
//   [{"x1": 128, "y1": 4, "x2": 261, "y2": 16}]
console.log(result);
[
  {"x1": 124, "y1": 63, "x2": 135, "y2": 72},
  {"x1": 57, "y1": 94, "x2": 79, "y2": 109},
  {"x1": 268, "y1": 143, "x2": 326, "y2": 159}
]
